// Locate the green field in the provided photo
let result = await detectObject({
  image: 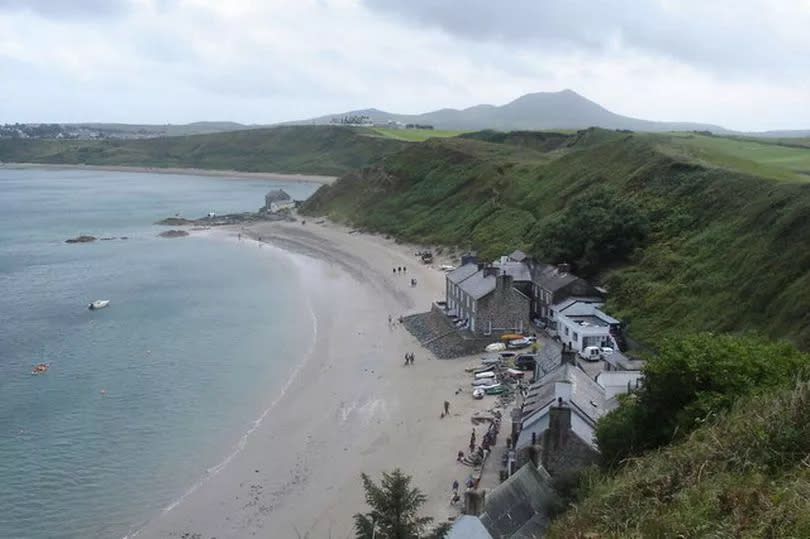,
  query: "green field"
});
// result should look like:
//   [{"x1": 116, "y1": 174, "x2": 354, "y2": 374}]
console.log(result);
[
  {"x1": 651, "y1": 132, "x2": 810, "y2": 181},
  {"x1": 0, "y1": 126, "x2": 406, "y2": 176},
  {"x1": 370, "y1": 127, "x2": 468, "y2": 142}
]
